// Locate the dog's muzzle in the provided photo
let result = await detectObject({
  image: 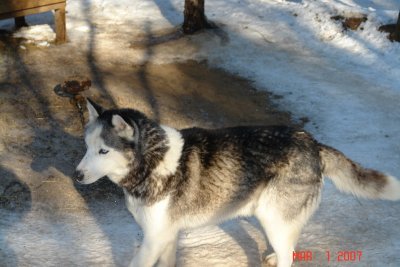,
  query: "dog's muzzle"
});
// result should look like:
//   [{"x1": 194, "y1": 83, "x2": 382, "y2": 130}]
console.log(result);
[{"x1": 74, "y1": 170, "x2": 84, "y2": 182}]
